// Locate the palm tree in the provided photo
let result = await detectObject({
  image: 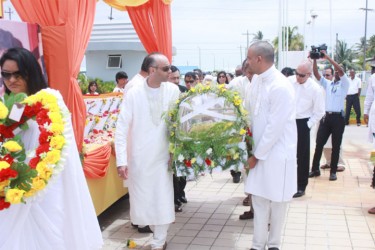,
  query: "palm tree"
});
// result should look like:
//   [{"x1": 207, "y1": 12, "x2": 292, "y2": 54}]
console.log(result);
[
  {"x1": 252, "y1": 31, "x2": 264, "y2": 42},
  {"x1": 272, "y1": 26, "x2": 304, "y2": 52},
  {"x1": 334, "y1": 40, "x2": 359, "y2": 71},
  {"x1": 367, "y1": 34, "x2": 375, "y2": 58}
]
